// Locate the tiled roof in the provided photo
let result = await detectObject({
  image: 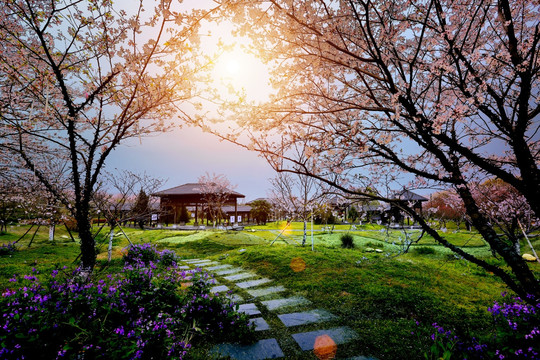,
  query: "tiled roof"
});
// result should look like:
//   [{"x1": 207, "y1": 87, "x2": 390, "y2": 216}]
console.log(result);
[{"x1": 153, "y1": 183, "x2": 245, "y2": 198}]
